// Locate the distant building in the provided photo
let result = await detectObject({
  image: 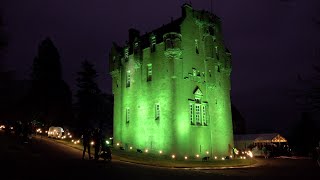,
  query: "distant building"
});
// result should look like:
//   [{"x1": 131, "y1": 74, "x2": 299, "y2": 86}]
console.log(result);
[
  {"x1": 109, "y1": 4, "x2": 233, "y2": 157},
  {"x1": 234, "y1": 133, "x2": 287, "y2": 150}
]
